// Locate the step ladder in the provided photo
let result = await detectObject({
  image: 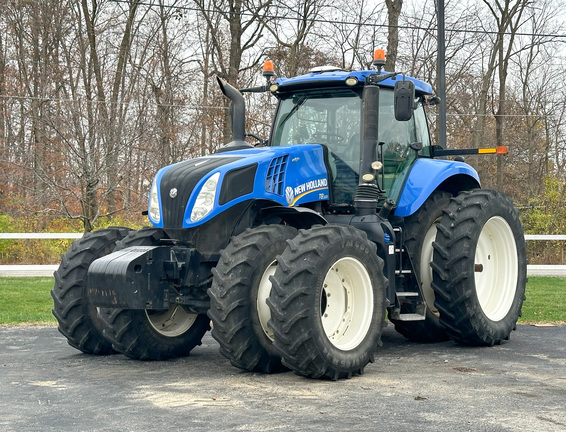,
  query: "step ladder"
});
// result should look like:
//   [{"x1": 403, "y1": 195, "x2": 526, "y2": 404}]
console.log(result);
[{"x1": 389, "y1": 227, "x2": 426, "y2": 321}]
